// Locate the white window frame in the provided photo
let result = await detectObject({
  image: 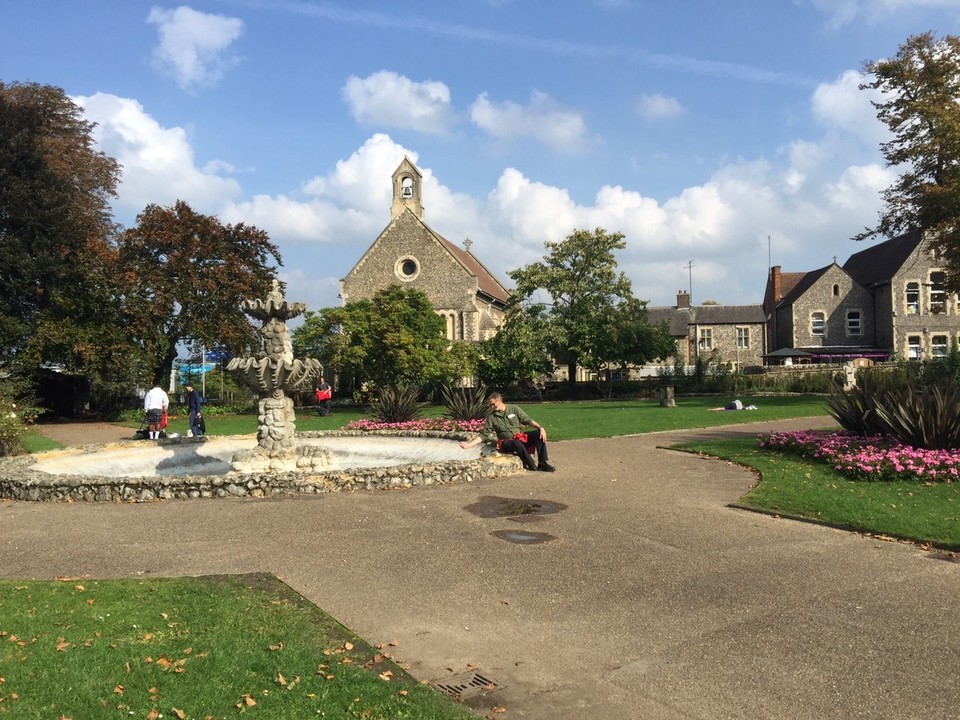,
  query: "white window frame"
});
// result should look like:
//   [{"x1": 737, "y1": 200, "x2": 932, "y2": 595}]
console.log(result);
[
  {"x1": 930, "y1": 271, "x2": 946, "y2": 314},
  {"x1": 906, "y1": 282, "x2": 920, "y2": 314},
  {"x1": 932, "y1": 335, "x2": 949, "y2": 358},
  {"x1": 907, "y1": 335, "x2": 921, "y2": 361},
  {"x1": 846, "y1": 310, "x2": 861, "y2": 337},
  {"x1": 811, "y1": 311, "x2": 825, "y2": 336},
  {"x1": 736, "y1": 326, "x2": 750, "y2": 349},
  {"x1": 698, "y1": 328, "x2": 713, "y2": 350}
]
